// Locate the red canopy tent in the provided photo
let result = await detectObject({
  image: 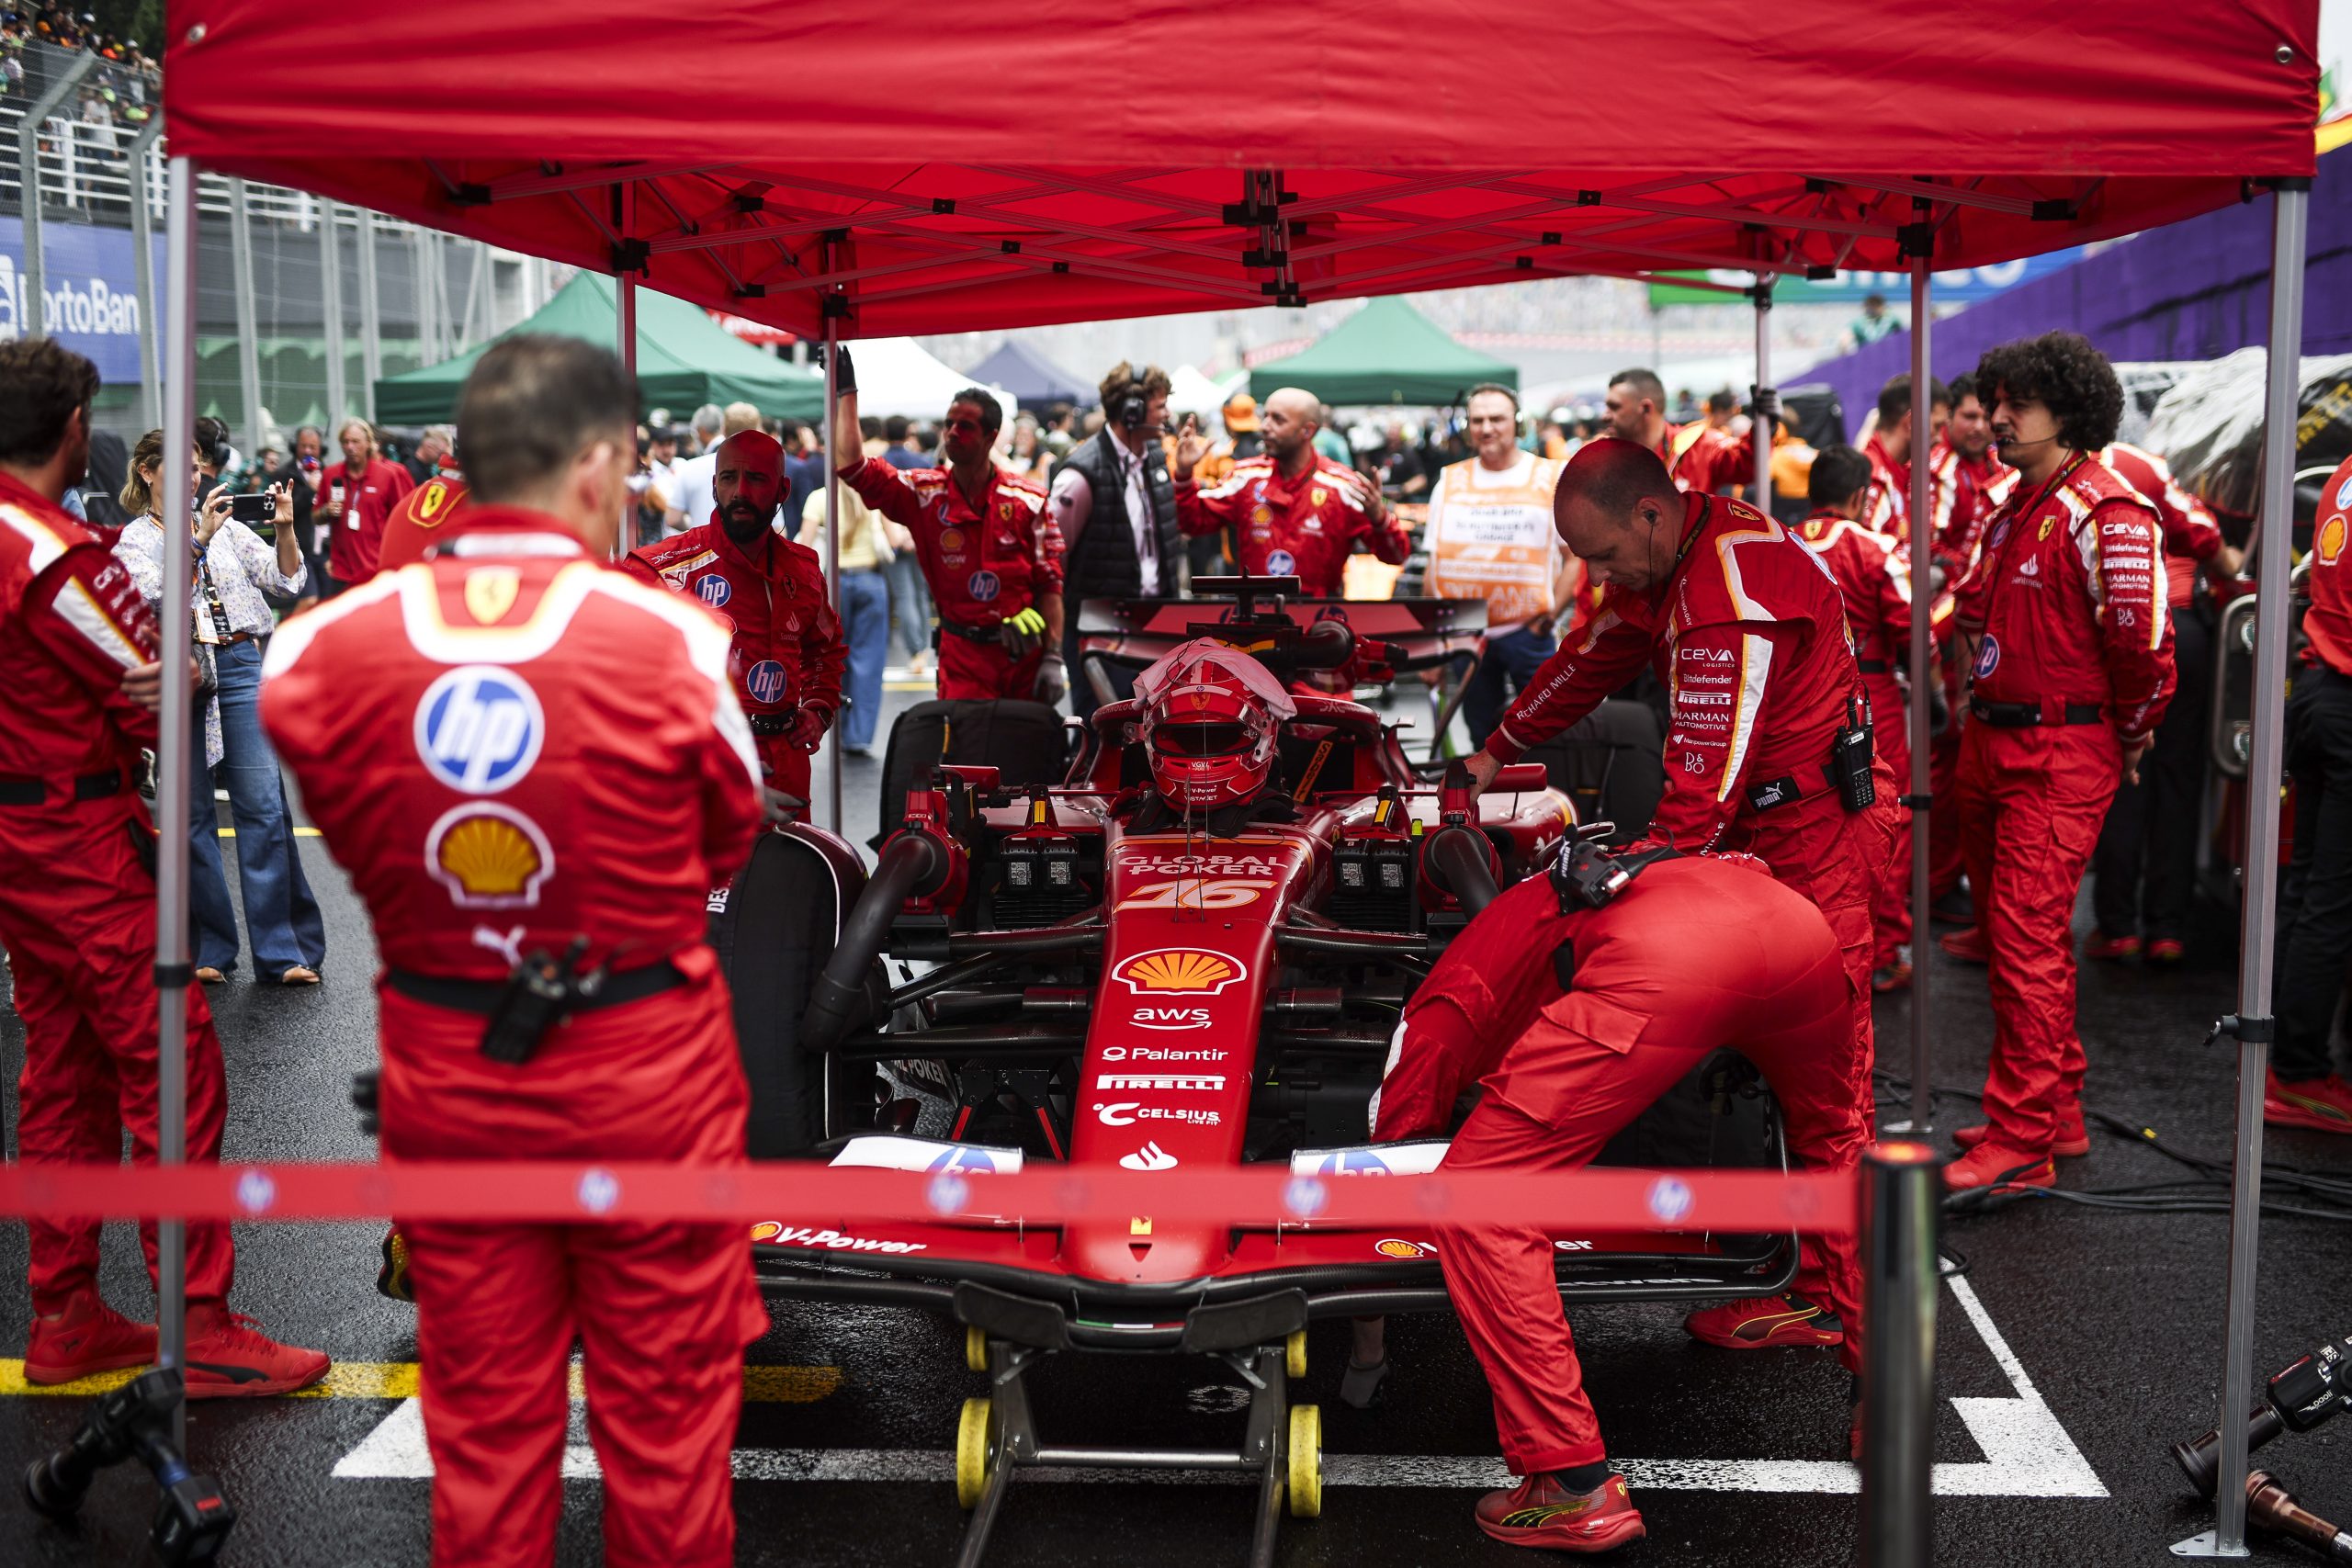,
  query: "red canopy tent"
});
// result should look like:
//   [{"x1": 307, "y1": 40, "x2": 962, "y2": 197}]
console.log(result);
[{"x1": 153, "y1": 4, "x2": 2318, "y2": 1557}]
